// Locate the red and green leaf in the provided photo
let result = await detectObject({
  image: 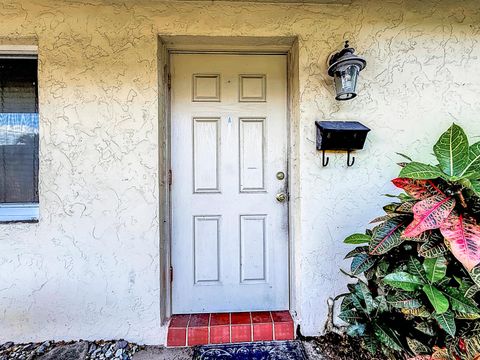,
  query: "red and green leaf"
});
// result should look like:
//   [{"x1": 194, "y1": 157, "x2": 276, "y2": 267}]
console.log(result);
[
  {"x1": 392, "y1": 178, "x2": 443, "y2": 200},
  {"x1": 369, "y1": 217, "x2": 409, "y2": 255},
  {"x1": 402, "y1": 195, "x2": 455, "y2": 238},
  {"x1": 440, "y1": 214, "x2": 480, "y2": 271}
]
